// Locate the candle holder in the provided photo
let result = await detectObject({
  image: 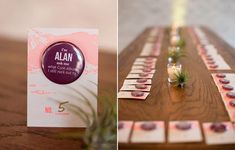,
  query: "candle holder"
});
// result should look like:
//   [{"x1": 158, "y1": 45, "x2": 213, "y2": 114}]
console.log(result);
[
  {"x1": 167, "y1": 62, "x2": 182, "y2": 83},
  {"x1": 170, "y1": 35, "x2": 181, "y2": 46}
]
